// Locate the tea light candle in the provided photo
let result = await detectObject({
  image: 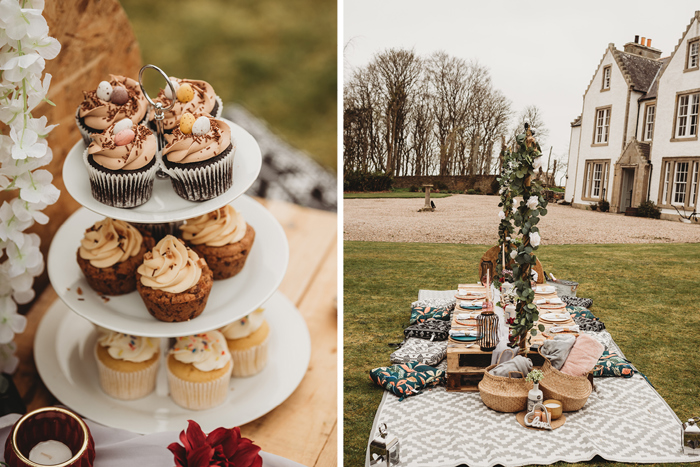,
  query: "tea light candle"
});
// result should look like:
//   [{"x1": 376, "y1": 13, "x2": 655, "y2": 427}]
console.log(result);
[{"x1": 28, "y1": 440, "x2": 73, "y2": 465}]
